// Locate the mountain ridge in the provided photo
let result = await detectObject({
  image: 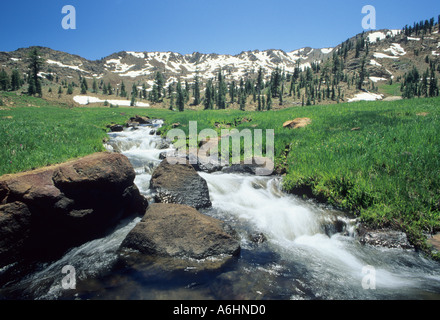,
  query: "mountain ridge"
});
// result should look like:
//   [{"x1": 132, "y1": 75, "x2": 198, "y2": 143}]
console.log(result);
[{"x1": 1, "y1": 23, "x2": 439, "y2": 108}]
